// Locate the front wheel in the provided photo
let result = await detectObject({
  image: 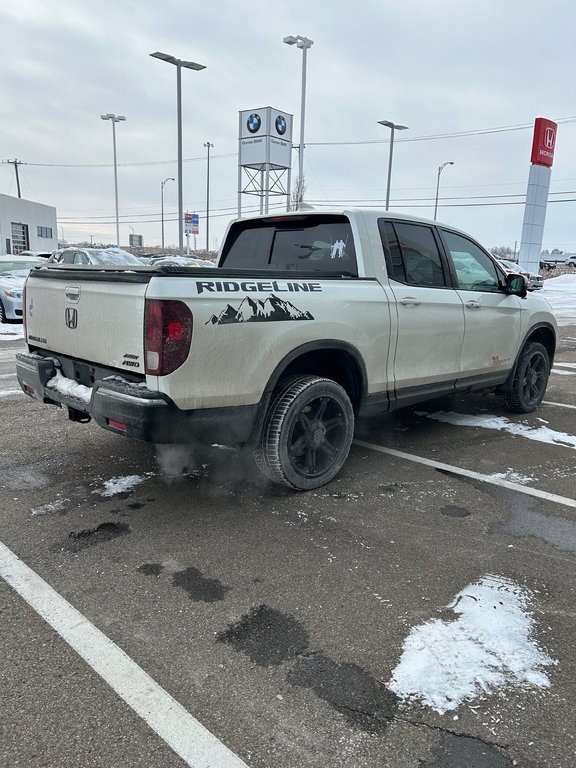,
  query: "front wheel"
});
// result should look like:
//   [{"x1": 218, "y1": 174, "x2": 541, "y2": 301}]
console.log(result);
[
  {"x1": 254, "y1": 375, "x2": 354, "y2": 490},
  {"x1": 497, "y1": 341, "x2": 550, "y2": 413},
  {"x1": 0, "y1": 300, "x2": 6, "y2": 324}
]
